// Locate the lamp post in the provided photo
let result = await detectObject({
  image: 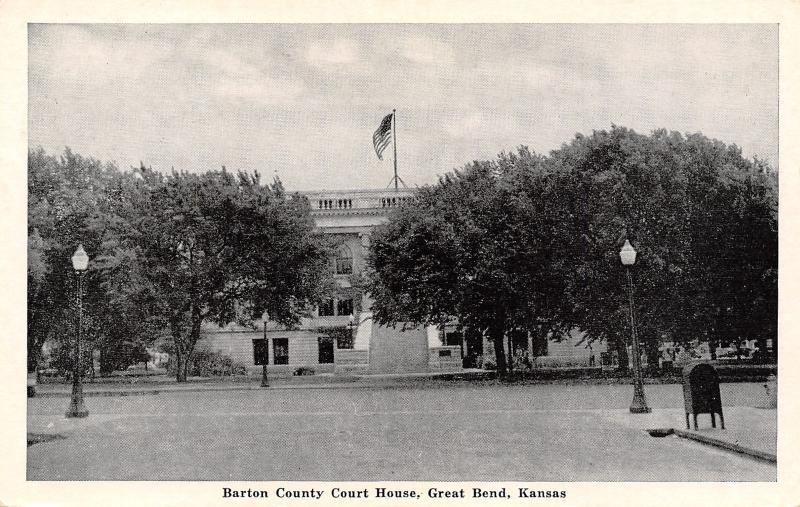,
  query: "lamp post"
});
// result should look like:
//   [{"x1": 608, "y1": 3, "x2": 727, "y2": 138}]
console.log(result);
[
  {"x1": 66, "y1": 244, "x2": 89, "y2": 418},
  {"x1": 261, "y1": 321, "x2": 269, "y2": 387},
  {"x1": 620, "y1": 239, "x2": 651, "y2": 414}
]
